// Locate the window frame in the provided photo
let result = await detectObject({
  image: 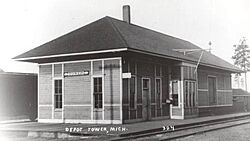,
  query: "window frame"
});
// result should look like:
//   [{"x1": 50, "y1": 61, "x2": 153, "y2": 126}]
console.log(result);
[
  {"x1": 208, "y1": 75, "x2": 217, "y2": 105},
  {"x1": 93, "y1": 77, "x2": 103, "y2": 109},
  {"x1": 54, "y1": 79, "x2": 63, "y2": 110}
]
